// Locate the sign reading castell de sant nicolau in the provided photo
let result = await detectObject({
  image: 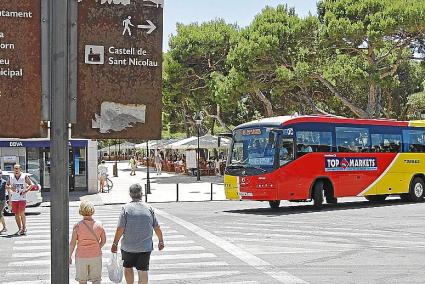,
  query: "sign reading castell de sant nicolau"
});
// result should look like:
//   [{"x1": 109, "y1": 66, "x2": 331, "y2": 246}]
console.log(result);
[
  {"x1": 0, "y1": 0, "x2": 42, "y2": 138},
  {"x1": 73, "y1": 0, "x2": 164, "y2": 139}
]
